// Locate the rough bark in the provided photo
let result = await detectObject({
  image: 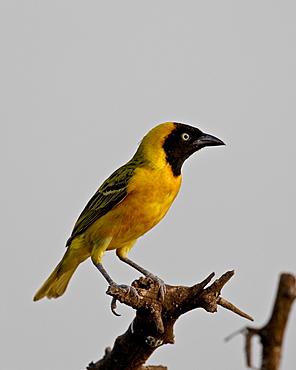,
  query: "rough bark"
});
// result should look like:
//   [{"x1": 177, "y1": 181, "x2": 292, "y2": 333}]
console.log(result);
[{"x1": 86, "y1": 270, "x2": 253, "y2": 370}]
